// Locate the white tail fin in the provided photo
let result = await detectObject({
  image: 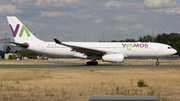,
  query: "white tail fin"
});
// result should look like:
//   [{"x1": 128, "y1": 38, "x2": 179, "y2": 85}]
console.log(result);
[{"x1": 7, "y1": 16, "x2": 43, "y2": 43}]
